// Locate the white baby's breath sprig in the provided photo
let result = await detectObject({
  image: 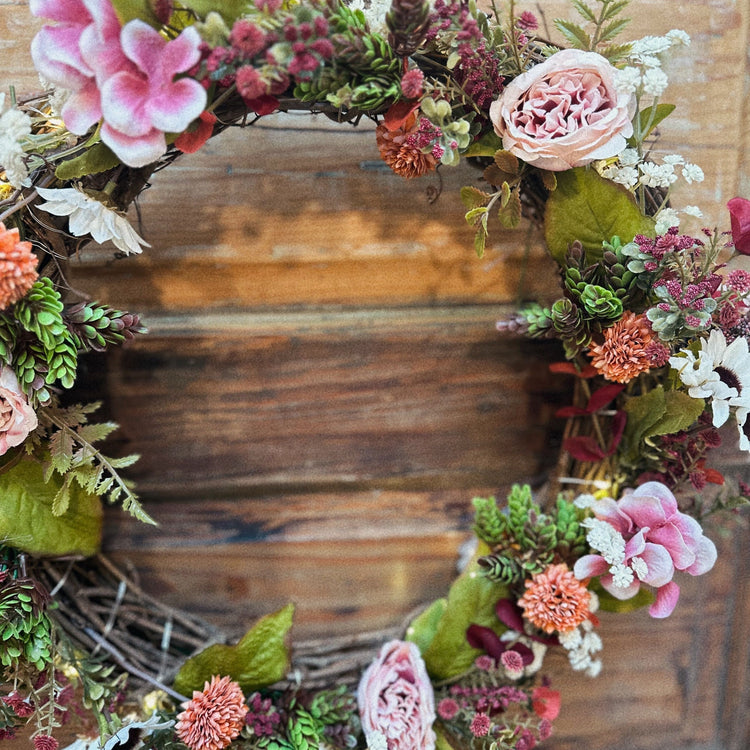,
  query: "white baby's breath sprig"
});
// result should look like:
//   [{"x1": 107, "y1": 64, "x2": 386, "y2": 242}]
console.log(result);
[{"x1": 35, "y1": 186, "x2": 150, "y2": 255}]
